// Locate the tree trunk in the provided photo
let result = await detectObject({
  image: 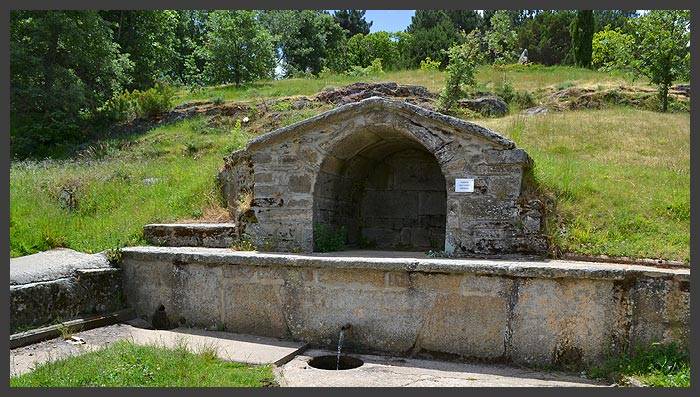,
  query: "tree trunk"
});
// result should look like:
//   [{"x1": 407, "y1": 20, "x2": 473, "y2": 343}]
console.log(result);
[{"x1": 660, "y1": 83, "x2": 669, "y2": 113}]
